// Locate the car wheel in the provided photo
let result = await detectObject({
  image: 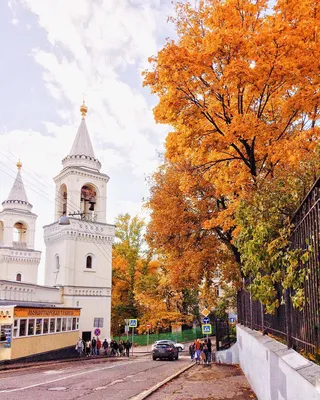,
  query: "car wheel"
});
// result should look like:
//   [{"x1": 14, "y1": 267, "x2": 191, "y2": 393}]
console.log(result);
[
  {"x1": 175, "y1": 354, "x2": 179, "y2": 360},
  {"x1": 177, "y1": 347, "x2": 182, "y2": 352},
  {"x1": 152, "y1": 356, "x2": 157, "y2": 360}
]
